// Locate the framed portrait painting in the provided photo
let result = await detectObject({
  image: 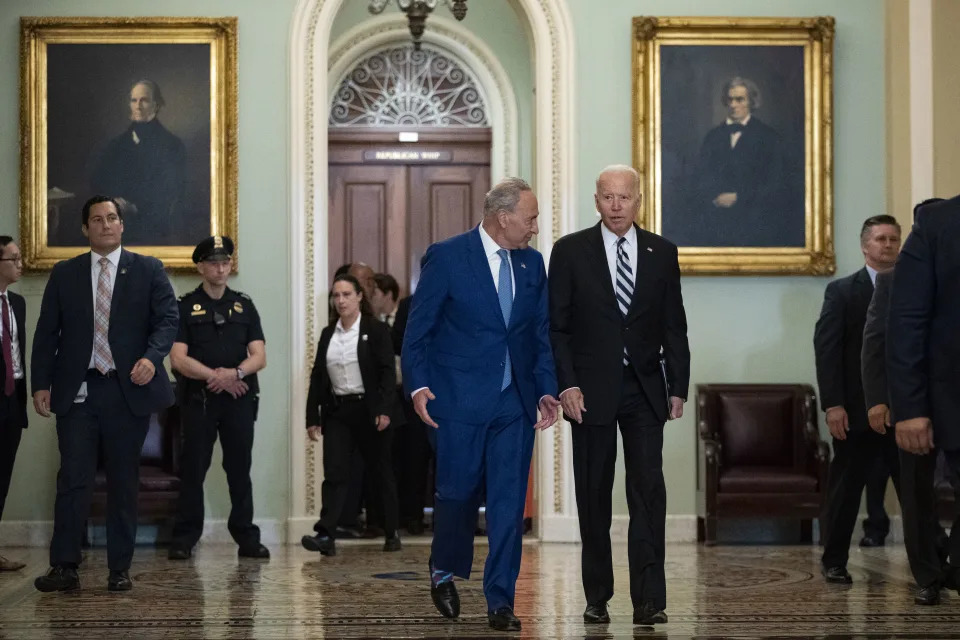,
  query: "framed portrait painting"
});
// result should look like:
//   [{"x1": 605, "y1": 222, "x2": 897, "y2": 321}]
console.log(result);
[
  {"x1": 19, "y1": 17, "x2": 238, "y2": 270},
  {"x1": 632, "y1": 17, "x2": 835, "y2": 275}
]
